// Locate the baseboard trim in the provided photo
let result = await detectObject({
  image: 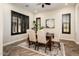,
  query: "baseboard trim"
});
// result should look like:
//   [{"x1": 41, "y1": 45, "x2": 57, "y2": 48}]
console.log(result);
[
  {"x1": 3, "y1": 37, "x2": 27, "y2": 46},
  {"x1": 60, "y1": 39, "x2": 75, "y2": 42},
  {"x1": 75, "y1": 42, "x2": 79, "y2": 44},
  {"x1": 61, "y1": 38, "x2": 79, "y2": 45}
]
